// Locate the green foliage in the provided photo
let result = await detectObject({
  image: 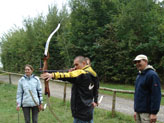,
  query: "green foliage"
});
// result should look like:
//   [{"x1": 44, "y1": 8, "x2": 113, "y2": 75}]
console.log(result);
[
  {"x1": 68, "y1": 0, "x2": 117, "y2": 57},
  {"x1": 94, "y1": 0, "x2": 164, "y2": 84},
  {"x1": 1, "y1": 0, "x2": 164, "y2": 84}
]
